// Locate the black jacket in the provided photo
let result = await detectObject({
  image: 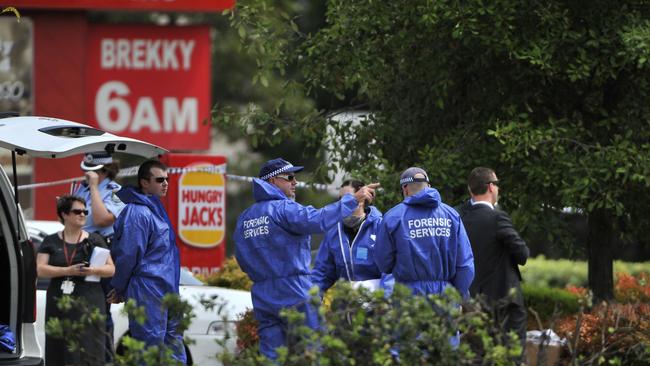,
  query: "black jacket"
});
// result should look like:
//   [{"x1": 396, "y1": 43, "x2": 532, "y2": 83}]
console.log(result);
[{"x1": 456, "y1": 201, "x2": 529, "y2": 304}]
